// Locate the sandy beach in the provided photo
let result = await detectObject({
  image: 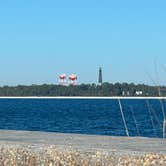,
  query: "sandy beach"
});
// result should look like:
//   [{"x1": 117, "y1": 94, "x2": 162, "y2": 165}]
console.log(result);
[{"x1": 0, "y1": 130, "x2": 165, "y2": 165}]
